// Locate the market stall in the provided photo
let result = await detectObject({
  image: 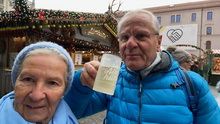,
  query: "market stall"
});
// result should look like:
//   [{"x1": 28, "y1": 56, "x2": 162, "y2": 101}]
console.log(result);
[
  {"x1": 0, "y1": 0, "x2": 118, "y2": 97},
  {"x1": 209, "y1": 50, "x2": 220, "y2": 86}
]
